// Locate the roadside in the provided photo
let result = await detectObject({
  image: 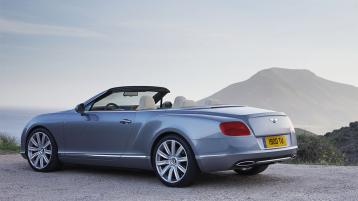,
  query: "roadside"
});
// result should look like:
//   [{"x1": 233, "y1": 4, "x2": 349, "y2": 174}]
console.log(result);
[
  {"x1": 0, "y1": 134, "x2": 19, "y2": 155},
  {"x1": 1, "y1": 154, "x2": 358, "y2": 201},
  {"x1": 0, "y1": 150, "x2": 18, "y2": 155}
]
